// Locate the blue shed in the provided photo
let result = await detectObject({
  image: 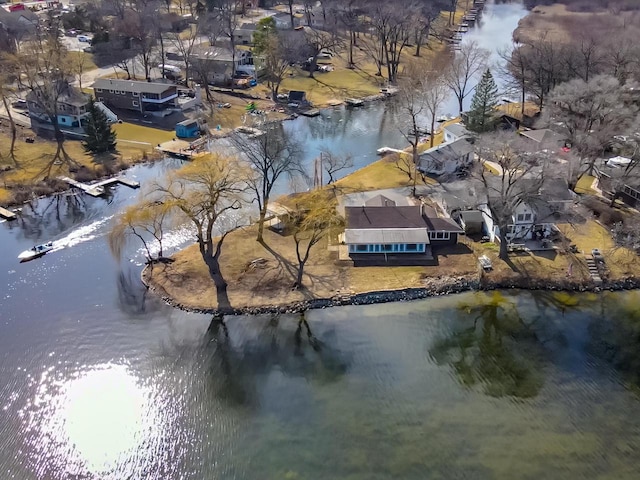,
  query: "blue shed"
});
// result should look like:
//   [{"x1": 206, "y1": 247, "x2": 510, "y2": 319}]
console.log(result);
[{"x1": 175, "y1": 119, "x2": 200, "y2": 139}]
